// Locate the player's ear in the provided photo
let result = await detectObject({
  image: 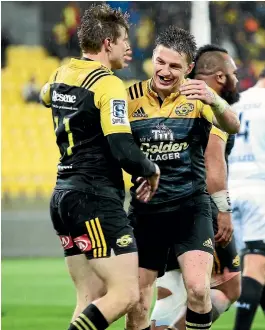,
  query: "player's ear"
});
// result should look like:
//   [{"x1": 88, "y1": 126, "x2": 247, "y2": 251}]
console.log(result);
[
  {"x1": 103, "y1": 38, "x2": 112, "y2": 52},
  {"x1": 215, "y1": 70, "x2": 226, "y2": 85},
  {"x1": 185, "y1": 62, "x2": 195, "y2": 77}
]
